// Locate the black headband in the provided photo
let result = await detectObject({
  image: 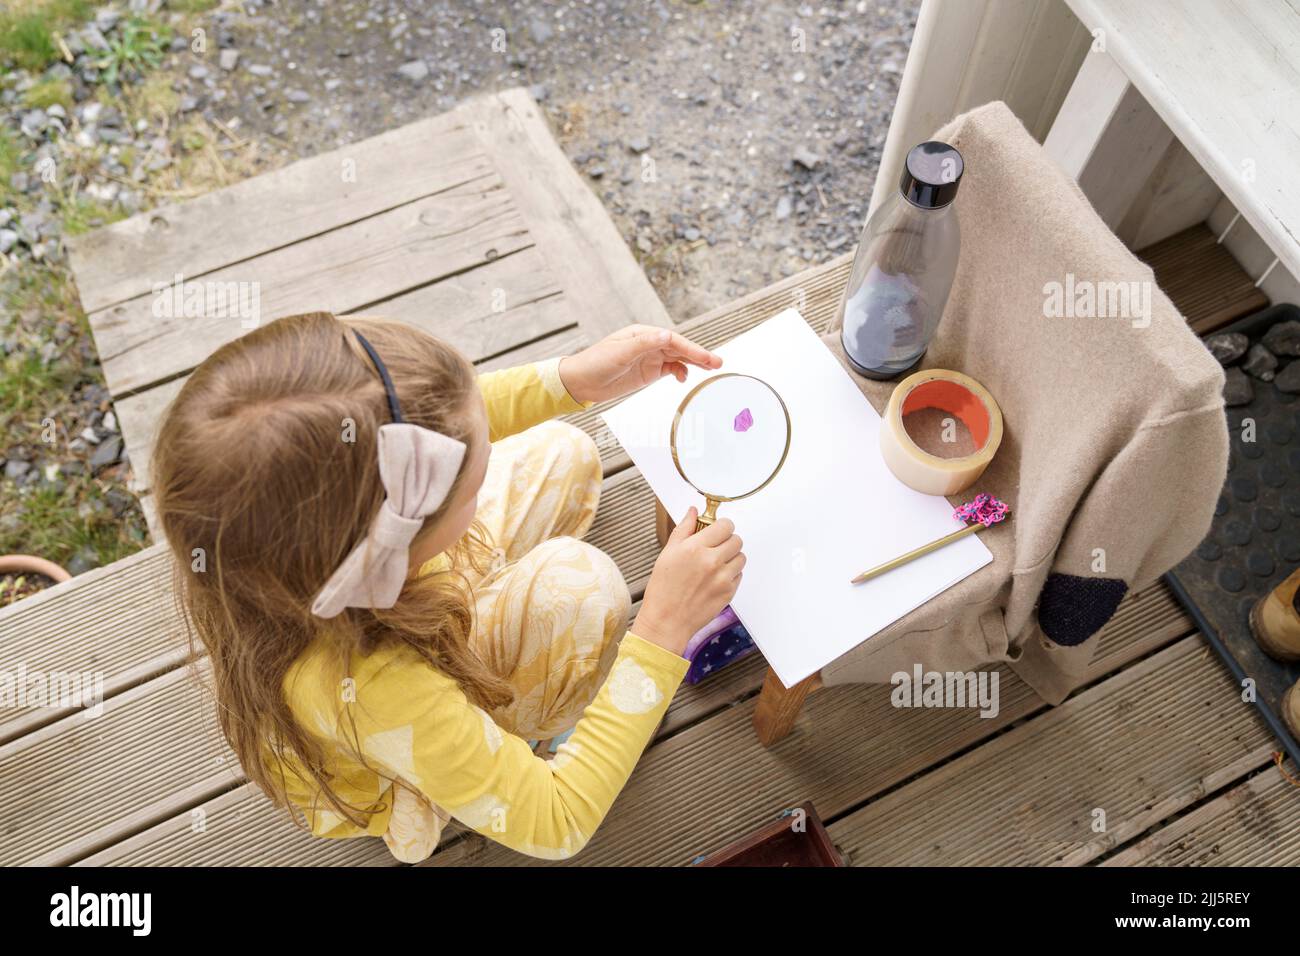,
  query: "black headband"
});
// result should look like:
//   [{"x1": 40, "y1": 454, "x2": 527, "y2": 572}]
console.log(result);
[{"x1": 352, "y1": 330, "x2": 404, "y2": 425}]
